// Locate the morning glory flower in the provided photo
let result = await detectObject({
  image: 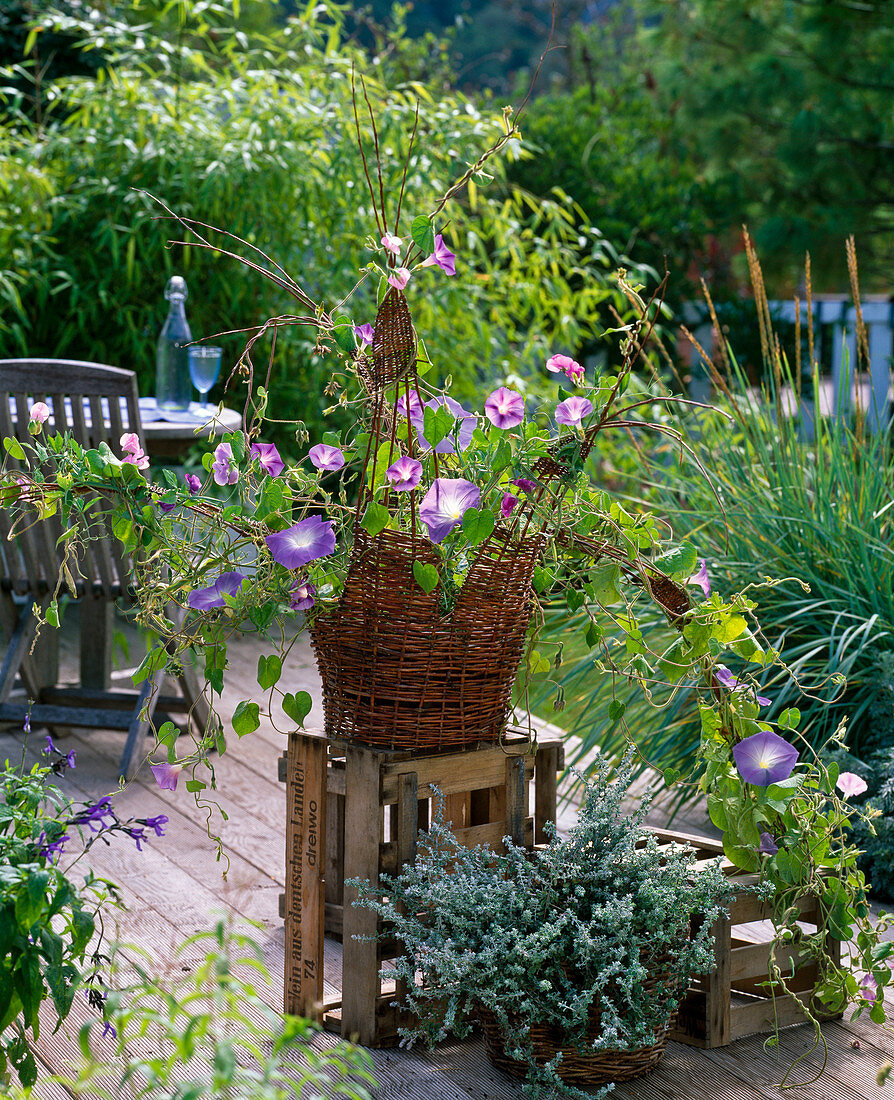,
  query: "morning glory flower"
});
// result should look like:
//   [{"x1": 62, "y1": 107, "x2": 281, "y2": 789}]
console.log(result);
[
  {"x1": 187, "y1": 571, "x2": 245, "y2": 611},
  {"x1": 689, "y1": 559, "x2": 711, "y2": 597},
  {"x1": 211, "y1": 442, "x2": 238, "y2": 486},
  {"x1": 420, "y1": 234, "x2": 456, "y2": 276},
  {"x1": 411, "y1": 395, "x2": 476, "y2": 454},
  {"x1": 419, "y1": 478, "x2": 480, "y2": 544},
  {"x1": 387, "y1": 268, "x2": 411, "y2": 290},
  {"x1": 715, "y1": 666, "x2": 771, "y2": 707},
  {"x1": 836, "y1": 771, "x2": 868, "y2": 798},
  {"x1": 386, "y1": 456, "x2": 423, "y2": 491},
  {"x1": 546, "y1": 354, "x2": 584, "y2": 383},
  {"x1": 511, "y1": 478, "x2": 537, "y2": 494},
  {"x1": 158, "y1": 500, "x2": 177, "y2": 514},
  {"x1": 396, "y1": 390, "x2": 424, "y2": 419},
  {"x1": 381, "y1": 233, "x2": 403, "y2": 258},
  {"x1": 266, "y1": 515, "x2": 336, "y2": 569},
  {"x1": 250, "y1": 442, "x2": 285, "y2": 478},
  {"x1": 758, "y1": 832, "x2": 779, "y2": 855},
  {"x1": 354, "y1": 323, "x2": 375, "y2": 347},
  {"x1": 484, "y1": 387, "x2": 525, "y2": 429},
  {"x1": 555, "y1": 396, "x2": 593, "y2": 427},
  {"x1": 120, "y1": 432, "x2": 149, "y2": 471},
  {"x1": 150, "y1": 761, "x2": 183, "y2": 791},
  {"x1": 289, "y1": 580, "x2": 316, "y2": 611},
  {"x1": 308, "y1": 444, "x2": 345, "y2": 472},
  {"x1": 185, "y1": 473, "x2": 201, "y2": 494},
  {"x1": 859, "y1": 973, "x2": 878, "y2": 1002},
  {"x1": 501, "y1": 493, "x2": 518, "y2": 518},
  {"x1": 732, "y1": 729, "x2": 799, "y2": 786}
]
